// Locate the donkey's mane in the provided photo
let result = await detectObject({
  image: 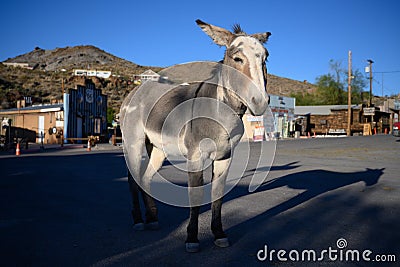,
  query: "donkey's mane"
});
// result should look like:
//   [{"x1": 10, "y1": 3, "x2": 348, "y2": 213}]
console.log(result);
[{"x1": 232, "y1": 24, "x2": 246, "y2": 35}]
